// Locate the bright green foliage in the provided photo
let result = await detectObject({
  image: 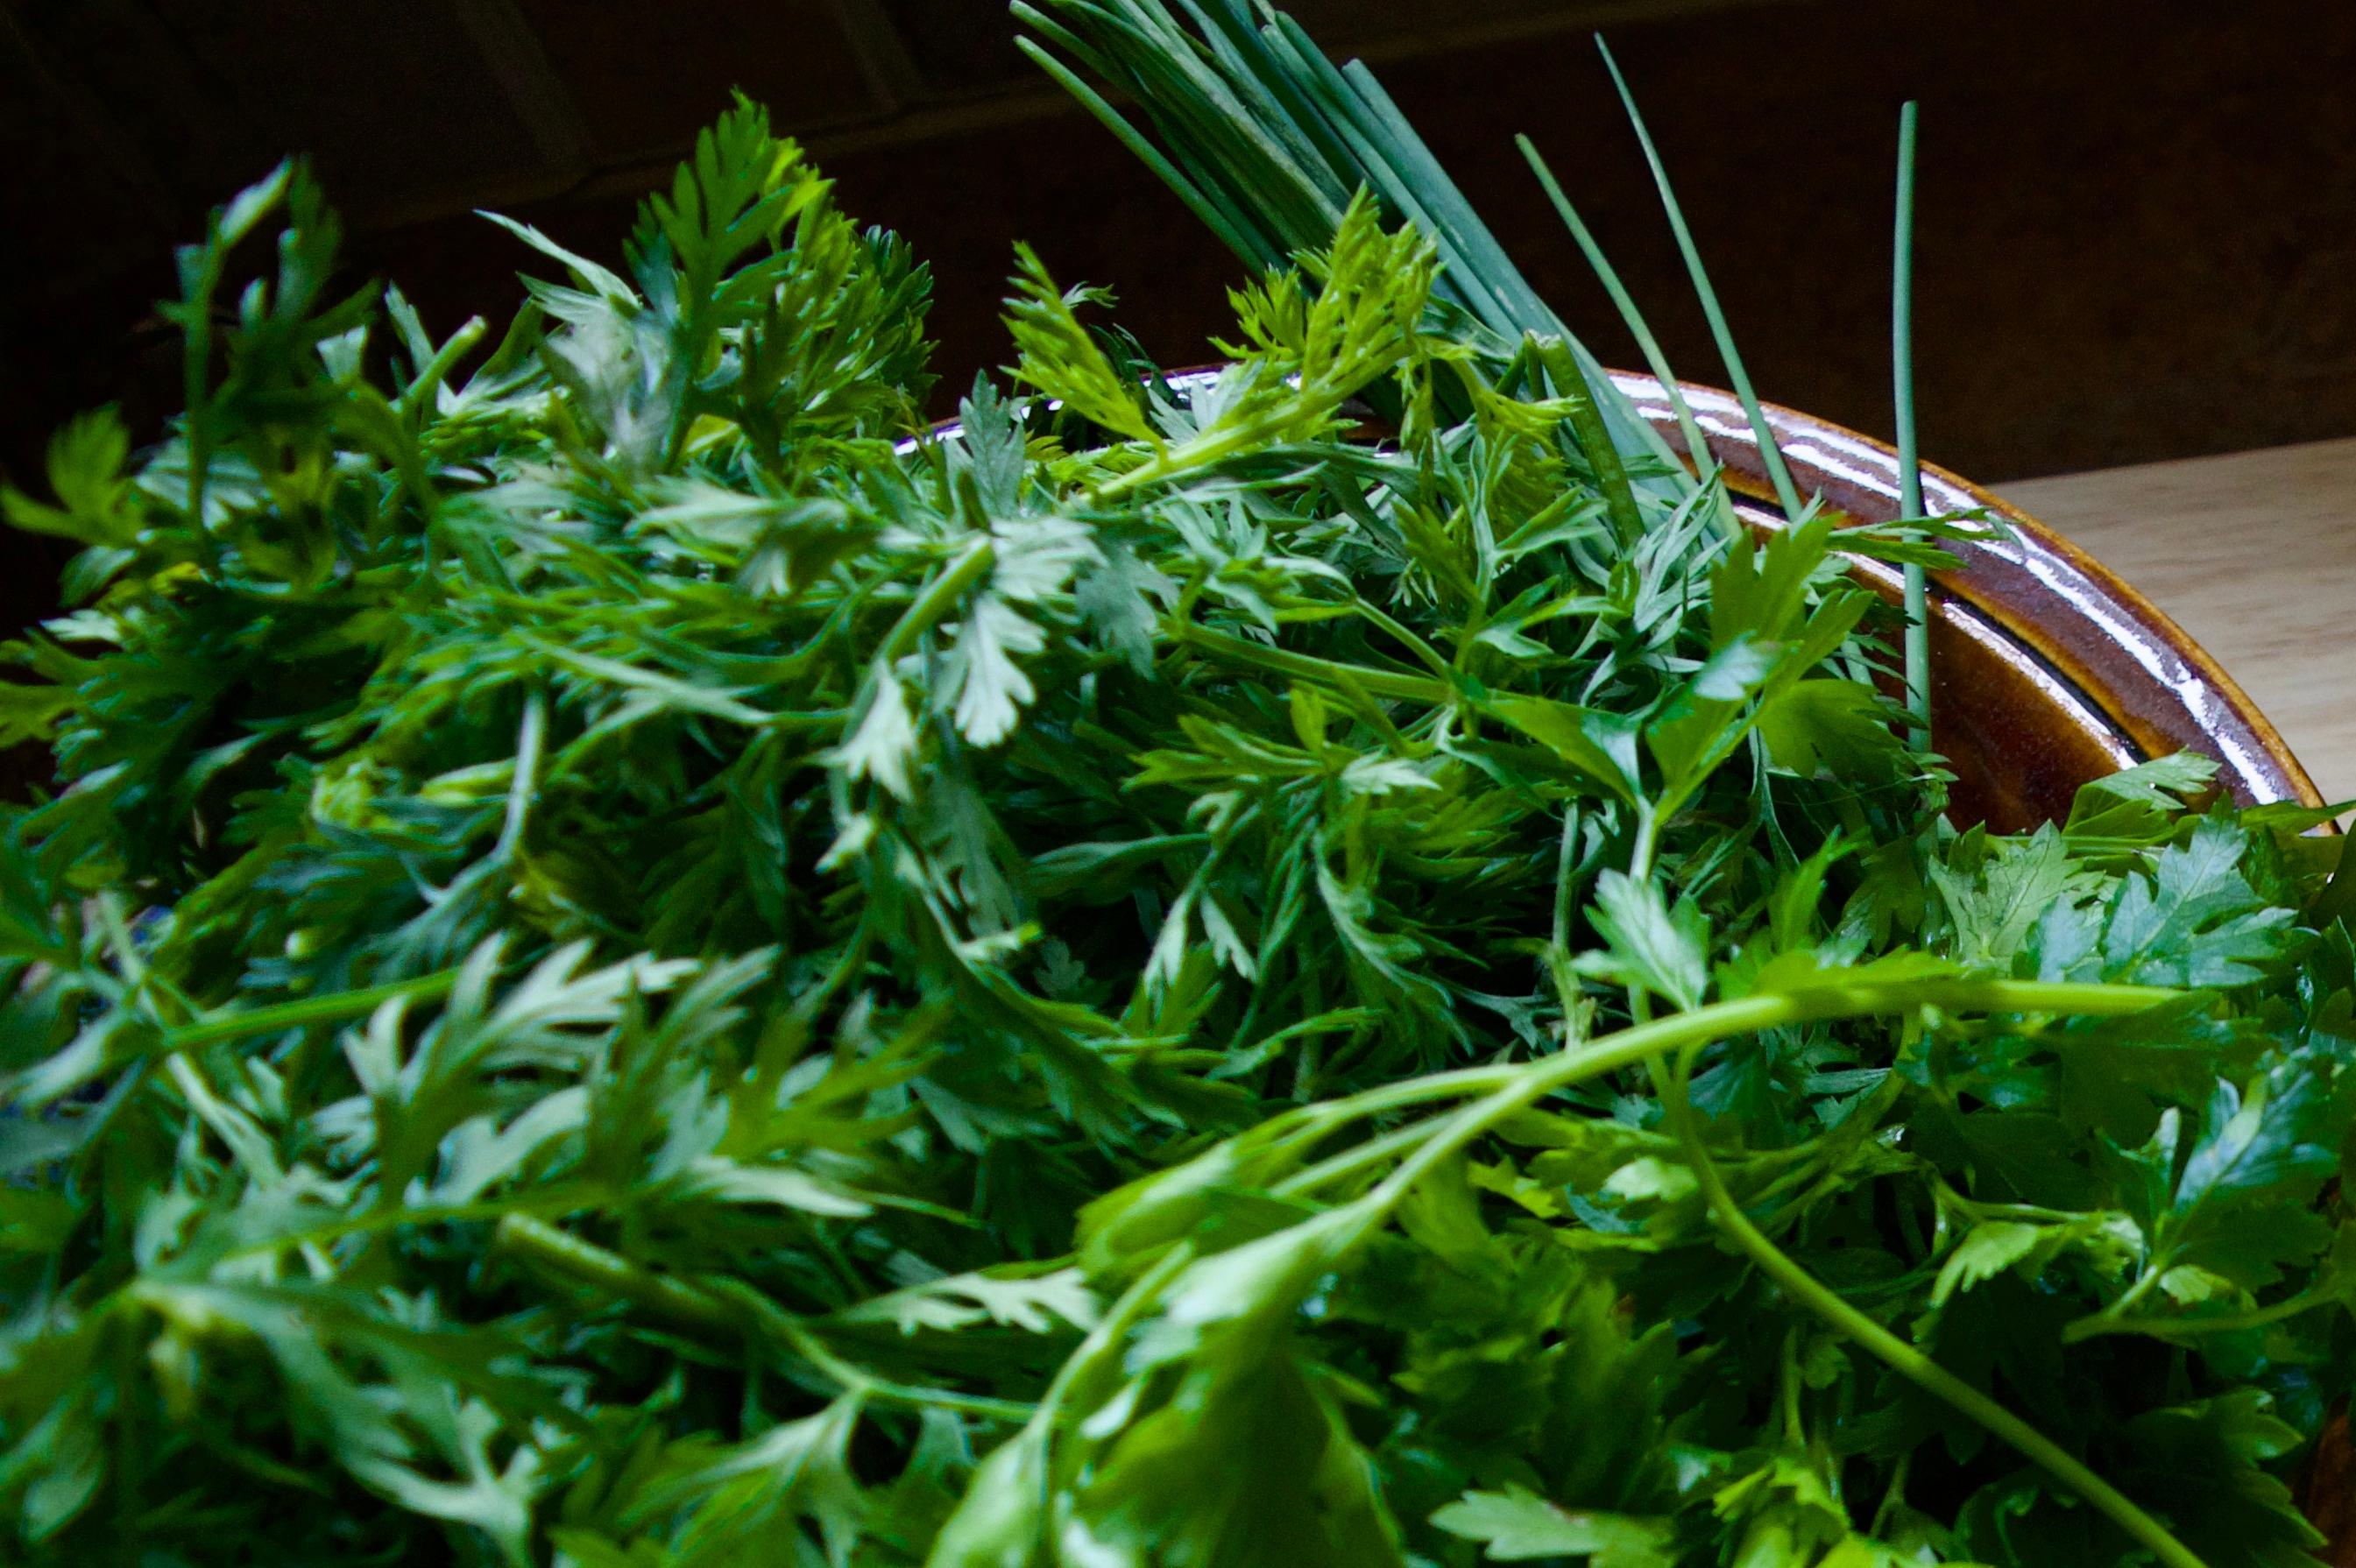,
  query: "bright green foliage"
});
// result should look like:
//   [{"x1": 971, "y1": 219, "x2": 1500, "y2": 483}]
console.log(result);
[{"x1": 0, "y1": 20, "x2": 2351, "y2": 1568}]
